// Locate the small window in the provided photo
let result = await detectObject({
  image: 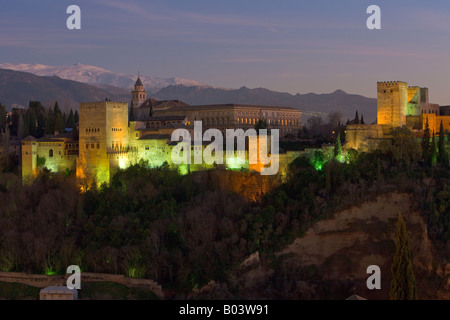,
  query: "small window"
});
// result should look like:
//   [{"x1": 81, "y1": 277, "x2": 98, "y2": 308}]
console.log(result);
[
  {"x1": 91, "y1": 143, "x2": 94, "y2": 149},
  {"x1": 49, "y1": 149, "x2": 53, "y2": 157},
  {"x1": 97, "y1": 143, "x2": 100, "y2": 149},
  {"x1": 86, "y1": 144, "x2": 89, "y2": 149}
]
